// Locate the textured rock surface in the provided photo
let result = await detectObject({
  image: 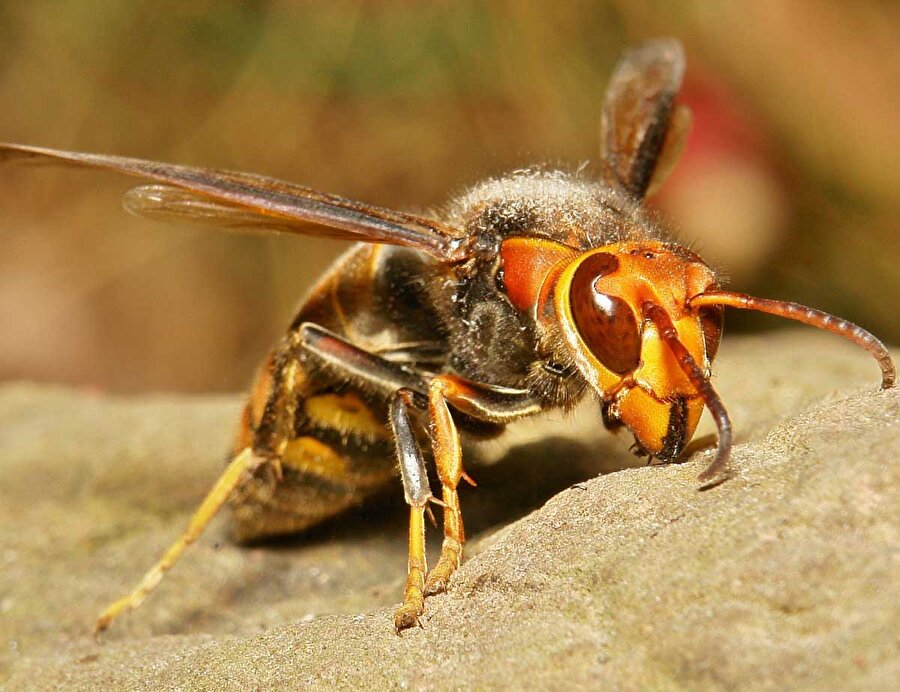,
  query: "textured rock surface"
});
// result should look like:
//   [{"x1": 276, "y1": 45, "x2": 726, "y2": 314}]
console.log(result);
[{"x1": 1, "y1": 331, "x2": 897, "y2": 690}]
